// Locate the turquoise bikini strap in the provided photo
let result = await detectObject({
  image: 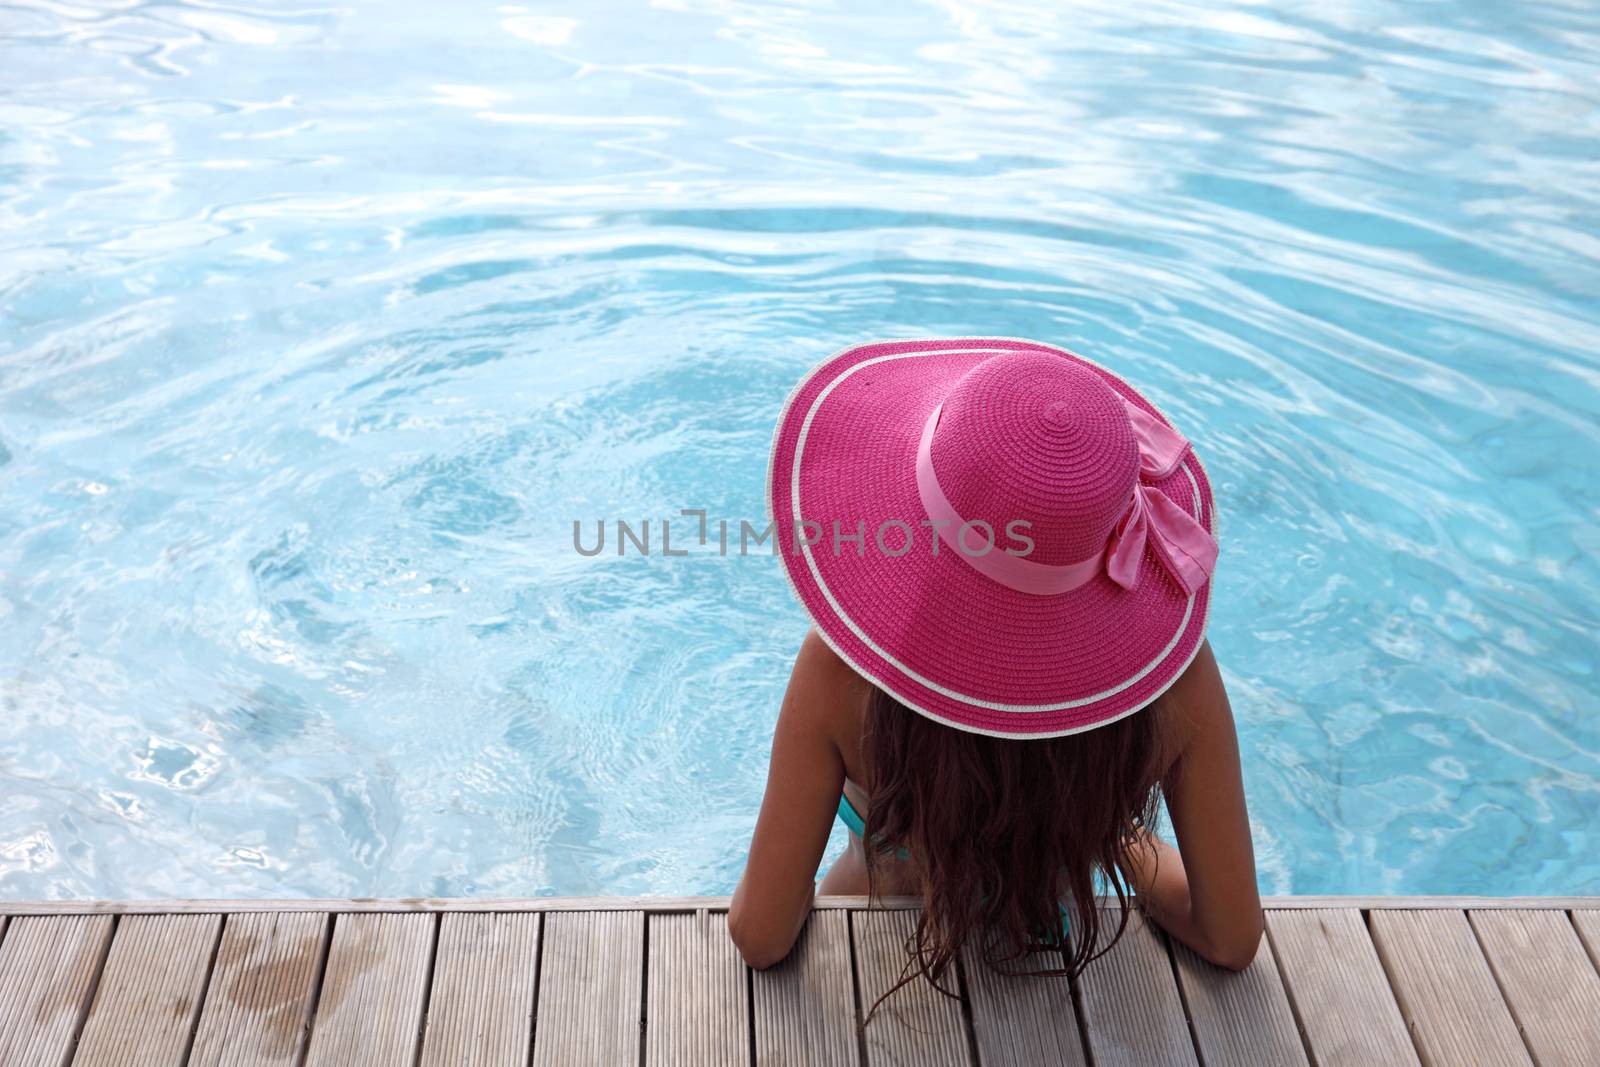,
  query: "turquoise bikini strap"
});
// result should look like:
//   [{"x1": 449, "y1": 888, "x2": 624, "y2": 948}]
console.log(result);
[
  {"x1": 835, "y1": 793, "x2": 867, "y2": 837},
  {"x1": 835, "y1": 794, "x2": 911, "y2": 861}
]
